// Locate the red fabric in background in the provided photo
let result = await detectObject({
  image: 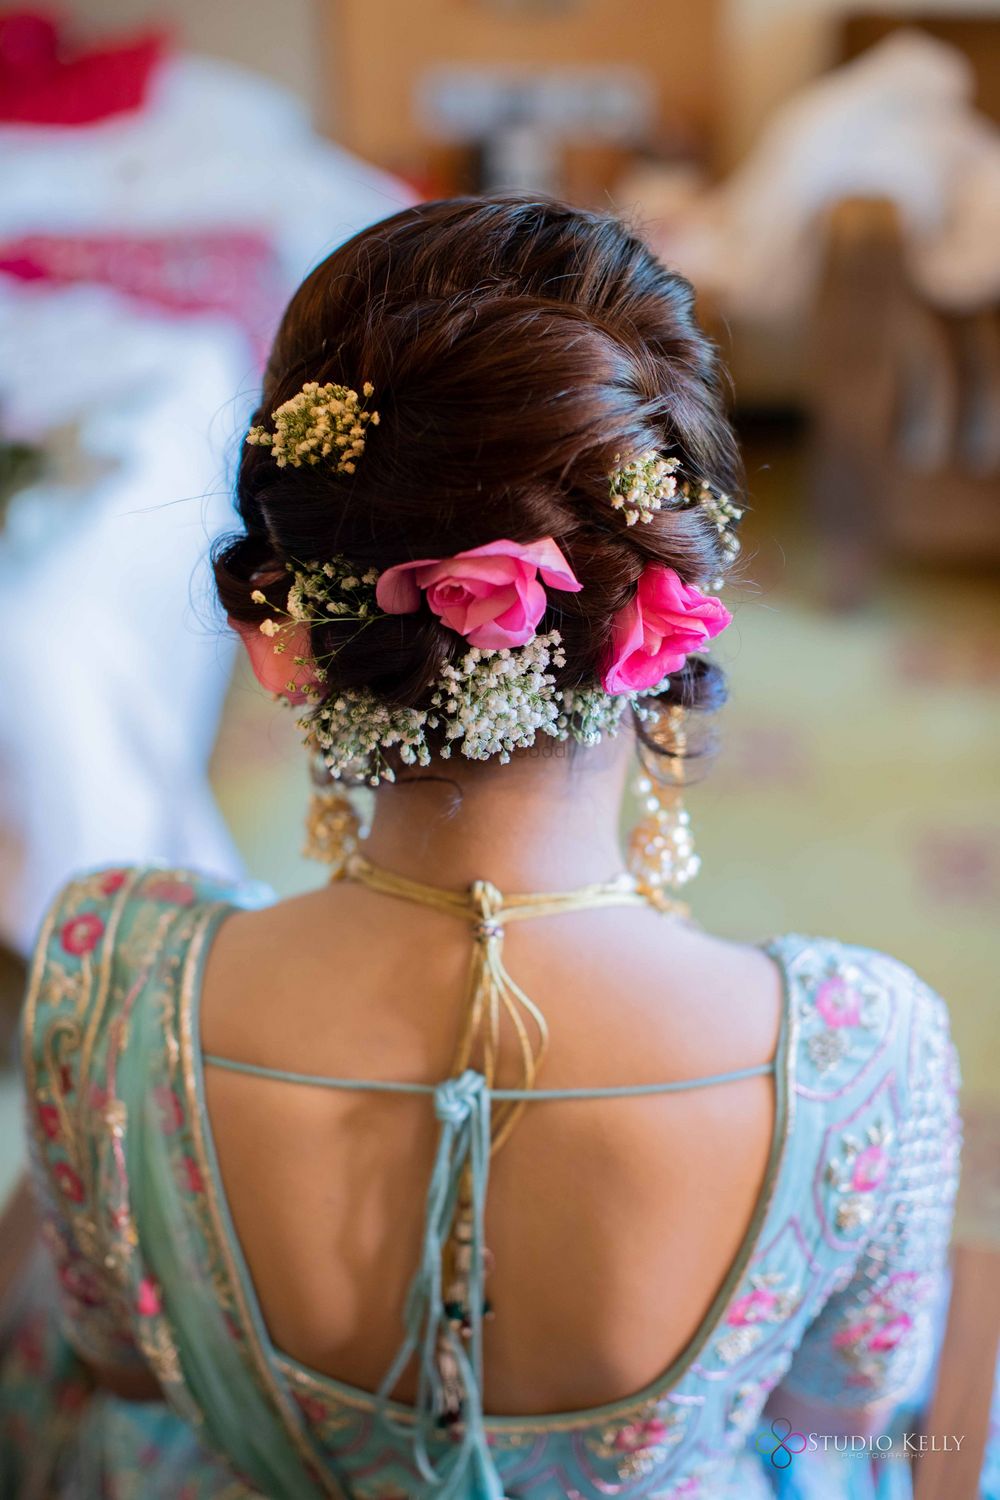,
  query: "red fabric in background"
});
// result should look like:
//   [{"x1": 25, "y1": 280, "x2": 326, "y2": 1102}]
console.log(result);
[
  {"x1": 0, "y1": 10, "x2": 164, "y2": 125},
  {"x1": 0, "y1": 231, "x2": 284, "y2": 359}
]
